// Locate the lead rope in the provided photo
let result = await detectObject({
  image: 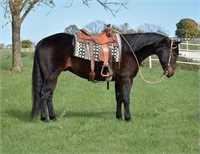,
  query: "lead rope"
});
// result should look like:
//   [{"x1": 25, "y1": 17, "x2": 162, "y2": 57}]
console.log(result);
[{"x1": 113, "y1": 29, "x2": 171, "y2": 85}]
